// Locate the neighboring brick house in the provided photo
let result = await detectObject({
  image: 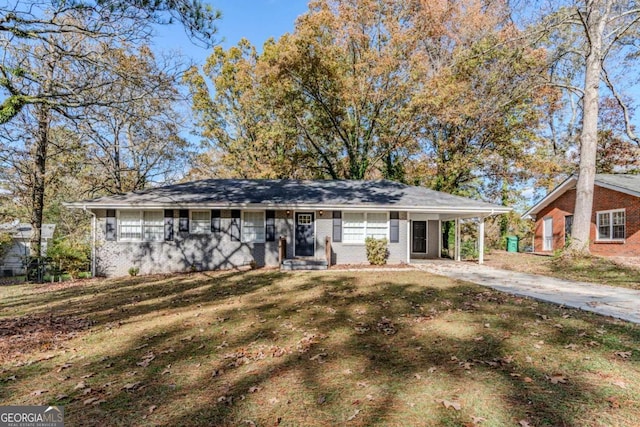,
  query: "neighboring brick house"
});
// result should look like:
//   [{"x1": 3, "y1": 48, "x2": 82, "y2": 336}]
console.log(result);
[
  {"x1": 66, "y1": 179, "x2": 510, "y2": 277},
  {"x1": 523, "y1": 174, "x2": 640, "y2": 256}
]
